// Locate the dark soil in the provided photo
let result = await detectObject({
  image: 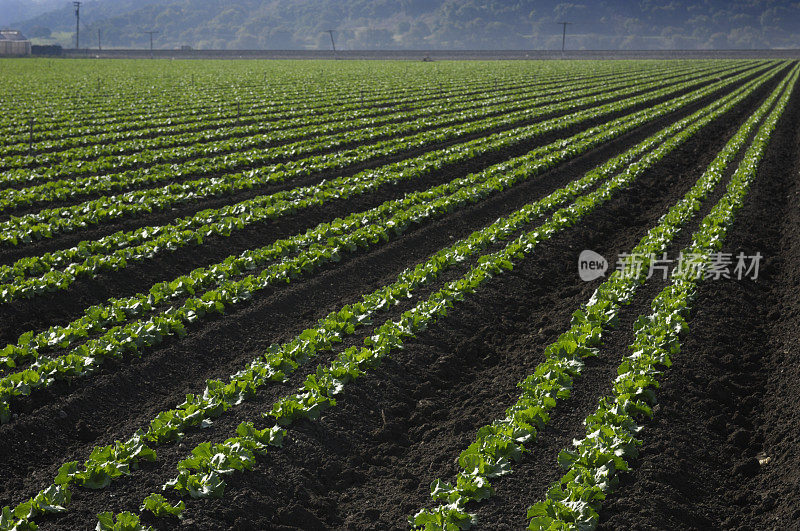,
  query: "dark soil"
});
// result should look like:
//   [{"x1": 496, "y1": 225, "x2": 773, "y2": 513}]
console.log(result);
[
  {"x1": 0, "y1": 61, "x2": 757, "y2": 266},
  {"x1": 4, "y1": 65, "x2": 770, "y2": 508},
  {"x1": 598, "y1": 64, "x2": 800, "y2": 531},
  {"x1": 152, "y1": 62, "x2": 783, "y2": 531},
  {"x1": 0, "y1": 63, "x2": 767, "y2": 351},
  {"x1": 1, "y1": 63, "x2": 798, "y2": 531}
]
